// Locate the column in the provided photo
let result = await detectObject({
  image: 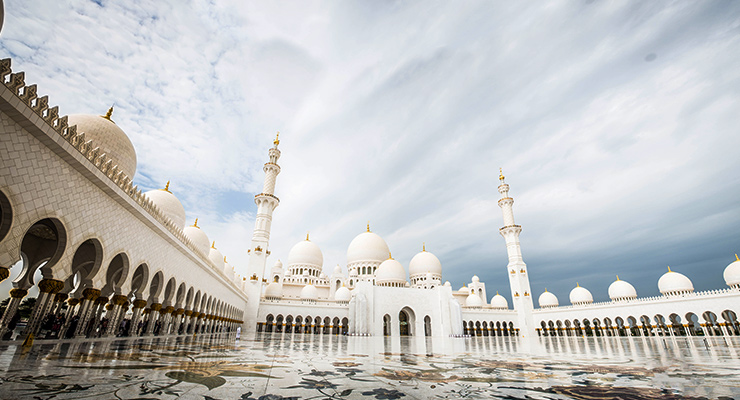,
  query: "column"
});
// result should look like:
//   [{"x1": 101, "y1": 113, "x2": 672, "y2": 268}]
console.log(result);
[
  {"x1": 74, "y1": 288, "x2": 101, "y2": 337},
  {"x1": 162, "y1": 306, "x2": 174, "y2": 334},
  {"x1": 183, "y1": 310, "x2": 193, "y2": 334},
  {"x1": 24, "y1": 279, "x2": 65, "y2": 337},
  {"x1": 59, "y1": 298, "x2": 79, "y2": 338},
  {"x1": 172, "y1": 308, "x2": 184, "y2": 334},
  {"x1": 0, "y1": 288, "x2": 28, "y2": 339},
  {"x1": 146, "y1": 303, "x2": 162, "y2": 335},
  {"x1": 105, "y1": 295, "x2": 128, "y2": 336},
  {"x1": 129, "y1": 300, "x2": 147, "y2": 337}
]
